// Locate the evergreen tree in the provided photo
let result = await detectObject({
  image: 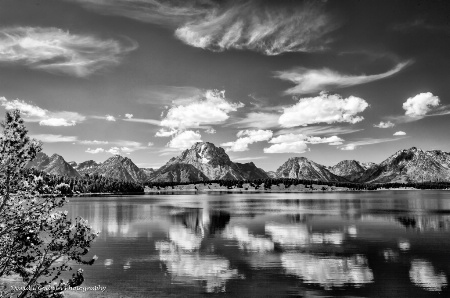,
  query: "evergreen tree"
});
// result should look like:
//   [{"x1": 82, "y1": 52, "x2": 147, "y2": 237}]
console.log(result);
[{"x1": 0, "y1": 110, "x2": 97, "y2": 298}]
